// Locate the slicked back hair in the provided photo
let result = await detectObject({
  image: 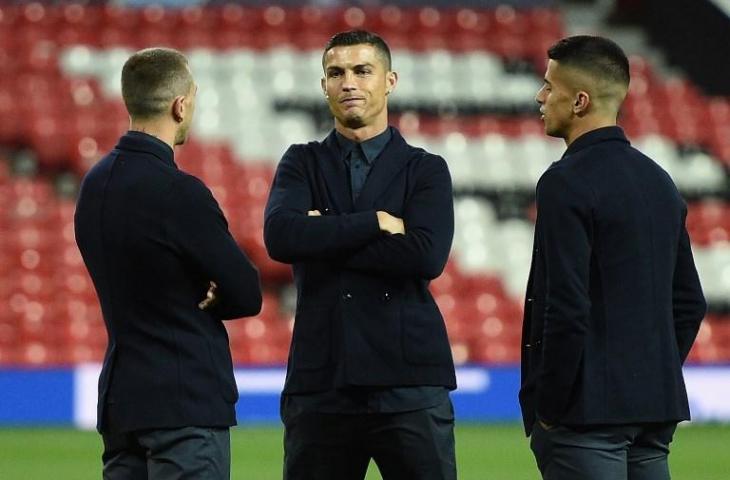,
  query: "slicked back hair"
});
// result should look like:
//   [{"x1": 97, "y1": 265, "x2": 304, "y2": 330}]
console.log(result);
[
  {"x1": 548, "y1": 35, "x2": 630, "y2": 90},
  {"x1": 322, "y1": 30, "x2": 392, "y2": 71},
  {"x1": 121, "y1": 48, "x2": 193, "y2": 120}
]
